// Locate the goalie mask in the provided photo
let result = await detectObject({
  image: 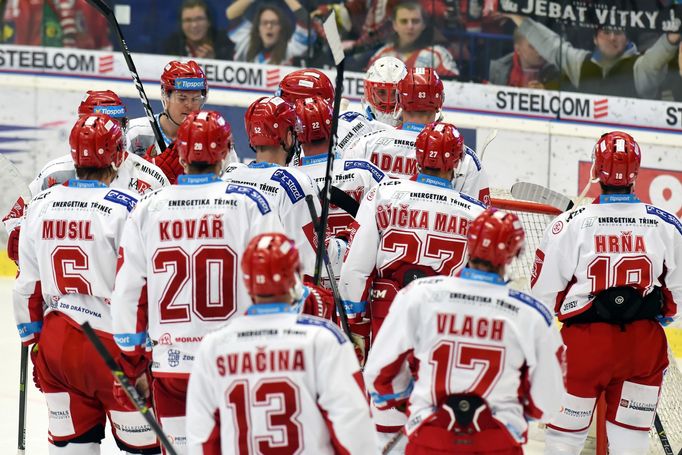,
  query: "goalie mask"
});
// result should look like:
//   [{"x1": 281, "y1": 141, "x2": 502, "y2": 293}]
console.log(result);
[{"x1": 363, "y1": 56, "x2": 407, "y2": 126}]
